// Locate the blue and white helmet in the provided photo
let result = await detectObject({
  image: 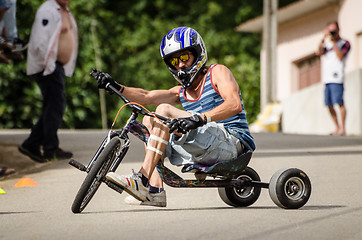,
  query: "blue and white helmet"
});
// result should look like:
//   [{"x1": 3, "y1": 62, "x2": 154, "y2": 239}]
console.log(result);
[{"x1": 160, "y1": 27, "x2": 207, "y2": 88}]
